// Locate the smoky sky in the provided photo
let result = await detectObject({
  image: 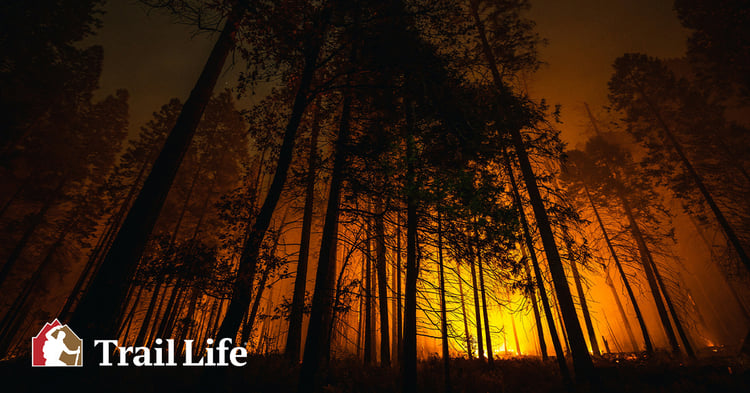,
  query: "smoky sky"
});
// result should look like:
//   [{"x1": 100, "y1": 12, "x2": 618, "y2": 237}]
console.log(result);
[{"x1": 89, "y1": 0, "x2": 688, "y2": 143}]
